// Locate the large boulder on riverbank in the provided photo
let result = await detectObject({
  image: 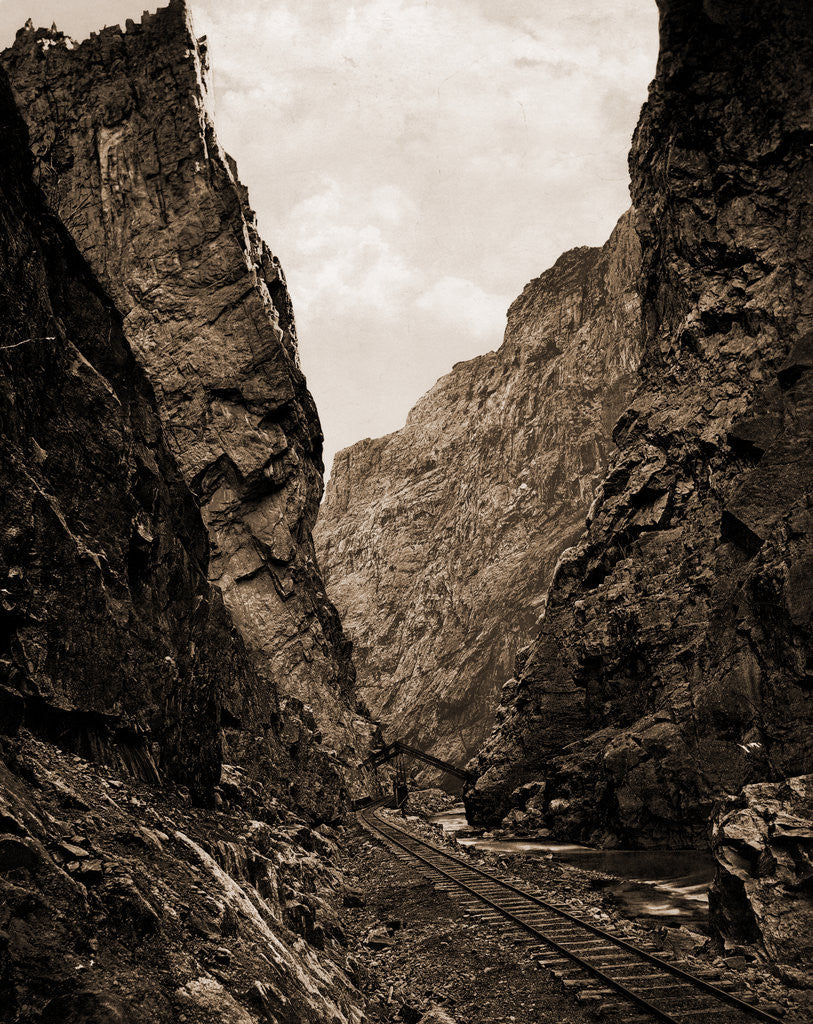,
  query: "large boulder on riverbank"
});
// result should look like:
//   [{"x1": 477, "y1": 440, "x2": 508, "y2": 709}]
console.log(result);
[{"x1": 709, "y1": 775, "x2": 813, "y2": 967}]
